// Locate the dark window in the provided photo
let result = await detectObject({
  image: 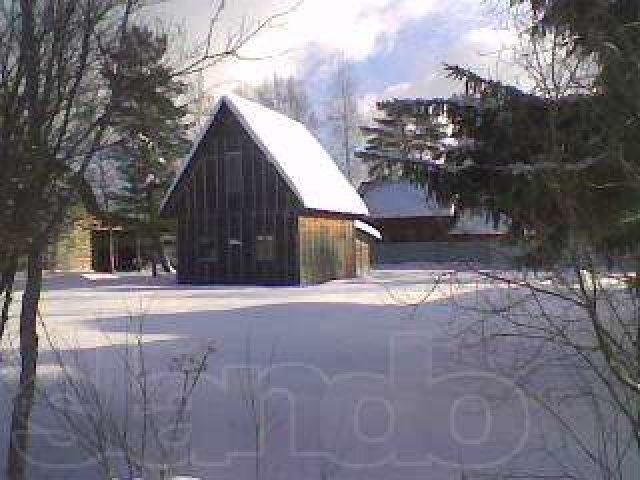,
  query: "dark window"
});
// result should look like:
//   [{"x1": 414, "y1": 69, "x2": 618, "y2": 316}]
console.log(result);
[
  {"x1": 256, "y1": 235, "x2": 275, "y2": 262},
  {"x1": 197, "y1": 235, "x2": 218, "y2": 263}
]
